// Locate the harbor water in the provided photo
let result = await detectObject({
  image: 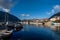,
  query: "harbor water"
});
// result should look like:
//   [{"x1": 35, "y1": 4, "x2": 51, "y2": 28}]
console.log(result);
[{"x1": 9, "y1": 24, "x2": 60, "y2": 40}]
